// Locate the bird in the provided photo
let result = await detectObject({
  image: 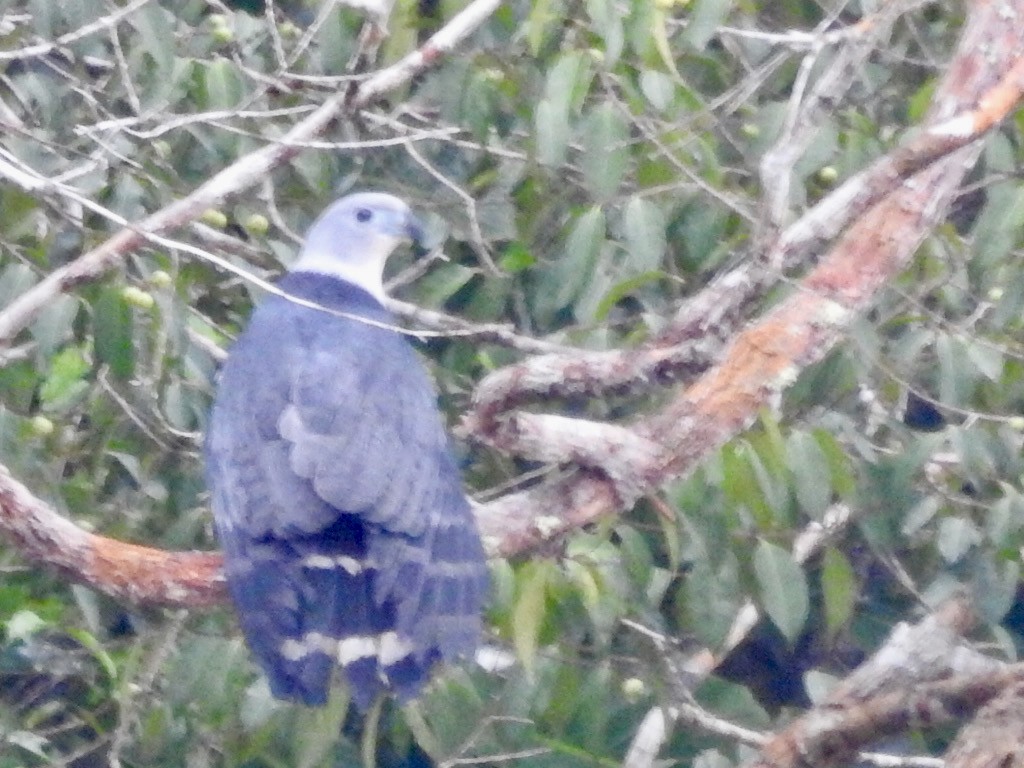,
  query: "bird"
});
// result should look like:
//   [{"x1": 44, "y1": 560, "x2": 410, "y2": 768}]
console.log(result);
[{"x1": 204, "y1": 192, "x2": 488, "y2": 709}]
